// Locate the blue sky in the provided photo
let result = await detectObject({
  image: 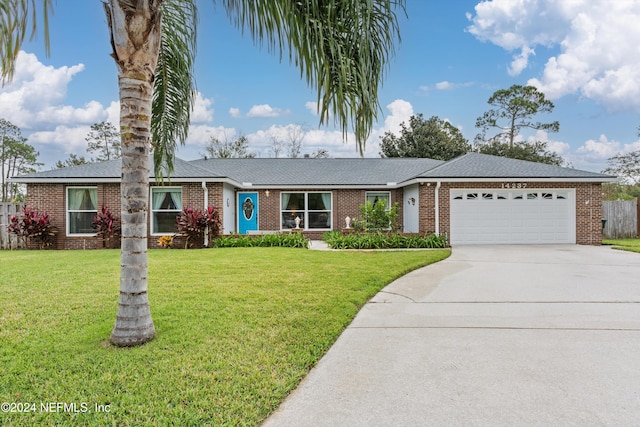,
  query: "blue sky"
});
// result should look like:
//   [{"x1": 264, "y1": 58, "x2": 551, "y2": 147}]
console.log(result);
[{"x1": 2, "y1": 0, "x2": 639, "y2": 172}]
